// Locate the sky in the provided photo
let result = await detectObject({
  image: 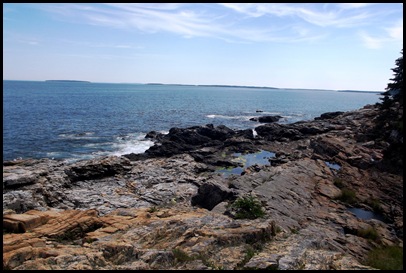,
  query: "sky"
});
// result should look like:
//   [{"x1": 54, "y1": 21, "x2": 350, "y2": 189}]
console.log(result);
[{"x1": 3, "y1": 3, "x2": 403, "y2": 91}]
